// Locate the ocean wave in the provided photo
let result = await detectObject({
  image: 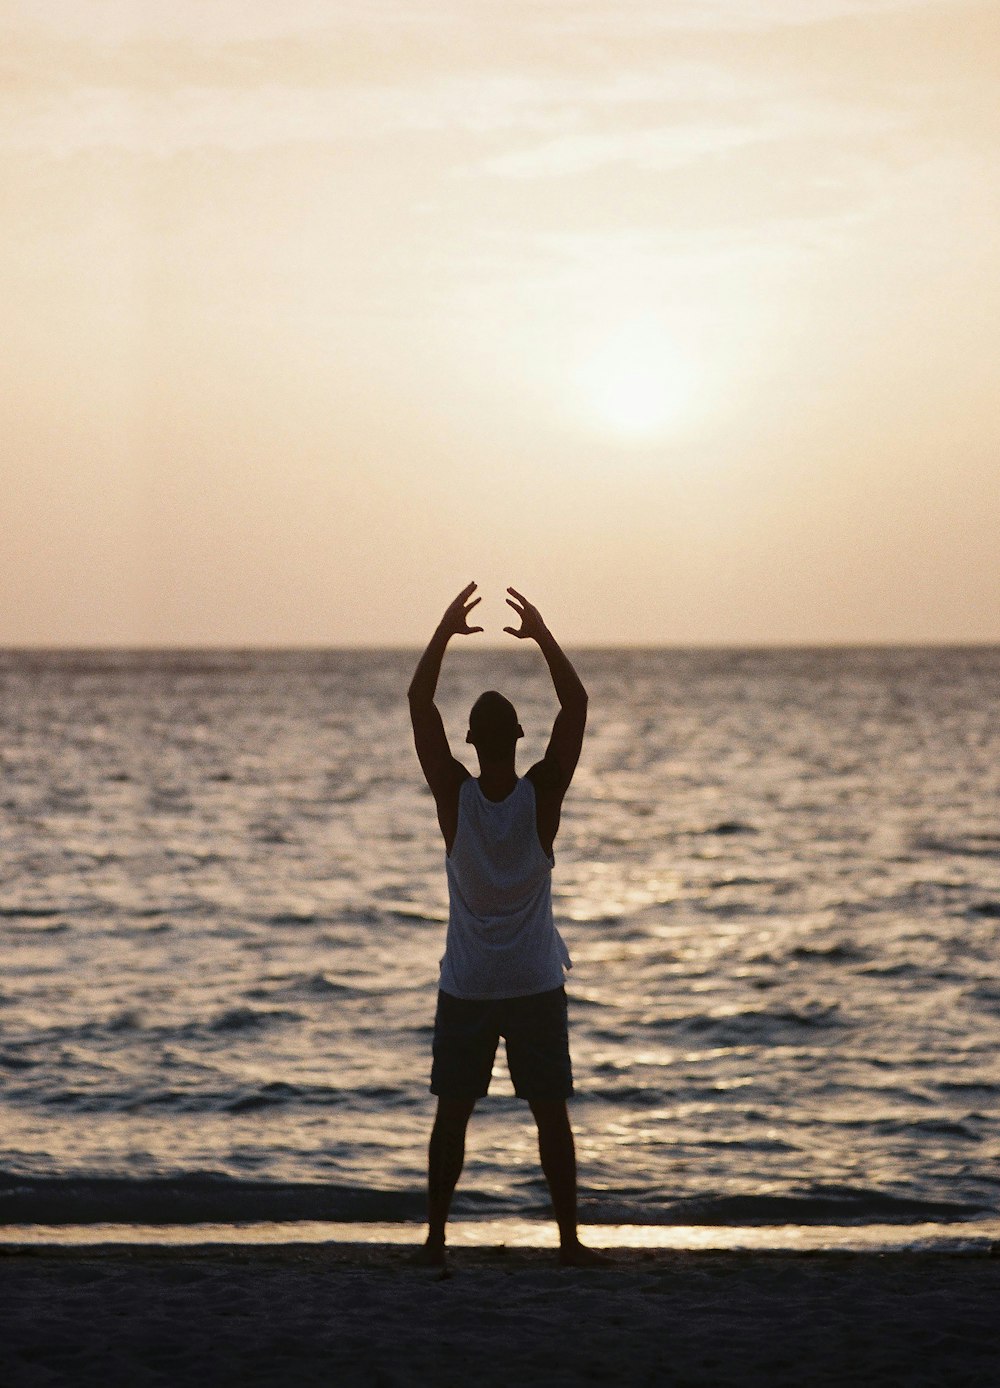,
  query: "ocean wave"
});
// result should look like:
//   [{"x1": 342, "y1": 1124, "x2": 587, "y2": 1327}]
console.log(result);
[
  {"x1": 788, "y1": 941, "x2": 867, "y2": 963},
  {"x1": 28, "y1": 1004, "x2": 310, "y2": 1045},
  {"x1": 576, "y1": 1186, "x2": 989, "y2": 1226},
  {"x1": 203, "y1": 1006, "x2": 303, "y2": 1034},
  {"x1": 266, "y1": 910, "x2": 317, "y2": 927},
  {"x1": 0, "y1": 1049, "x2": 37, "y2": 1070},
  {"x1": 27, "y1": 1012, "x2": 155, "y2": 1043},
  {"x1": 225, "y1": 1081, "x2": 404, "y2": 1113},
  {"x1": 331, "y1": 907, "x2": 383, "y2": 927},
  {"x1": 3, "y1": 917, "x2": 74, "y2": 936},
  {"x1": 821, "y1": 1115, "x2": 986, "y2": 1142},
  {"x1": 567, "y1": 992, "x2": 613, "y2": 1010},
  {"x1": 382, "y1": 903, "x2": 449, "y2": 925},
  {"x1": 966, "y1": 982, "x2": 1000, "y2": 1008},
  {"x1": 649, "y1": 1003, "x2": 842, "y2": 1043},
  {"x1": 246, "y1": 972, "x2": 355, "y2": 1001},
  {"x1": 102, "y1": 1010, "x2": 146, "y2": 1033},
  {"x1": 857, "y1": 962, "x2": 922, "y2": 978},
  {"x1": 250, "y1": 820, "x2": 294, "y2": 845},
  {"x1": 693, "y1": 1136, "x2": 799, "y2": 1154},
  {"x1": 0, "y1": 1172, "x2": 428, "y2": 1225},
  {"x1": 0, "y1": 906, "x2": 71, "y2": 920},
  {"x1": 6, "y1": 1171, "x2": 984, "y2": 1229},
  {"x1": 937, "y1": 1079, "x2": 1000, "y2": 1097},
  {"x1": 577, "y1": 1085, "x2": 671, "y2": 1107},
  {"x1": 11, "y1": 1078, "x2": 403, "y2": 1114},
  {"x1": 133, "y1": 901, "x2": 213, "y2": 919},
  {"x1": 225, "y1": 1083, "x2": 320, "y2": 1114},
  {"x1": 914, "y1": 831, "x2": 1000, "y2": 859},
  {"x1": 747, "y1": 940, "x2": 865, "y2": 966},
  {"x1": 321, "y1": 783, "x2": 370, "y2": 805},
  {"x1": 709, "y1": 875, "x2": 774, "y2": 889},
  {"x1": 891, "y1": 1118, "x2": 984, "y2": 1142}
]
